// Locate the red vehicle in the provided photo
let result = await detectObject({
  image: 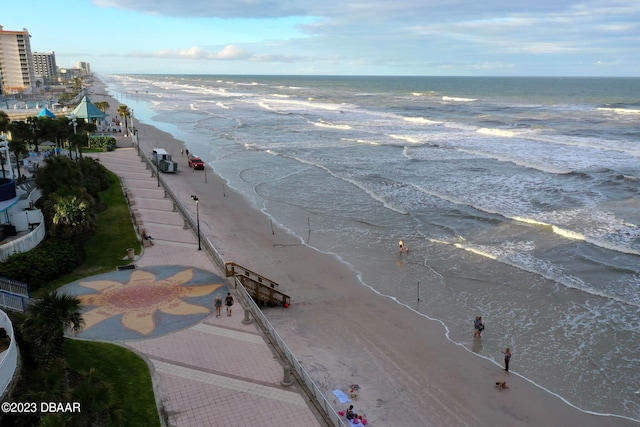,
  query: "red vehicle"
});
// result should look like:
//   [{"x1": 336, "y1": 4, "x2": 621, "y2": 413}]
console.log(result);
[{"x1": 188, "y1": 156, "x2": 205, "y2": 170}]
